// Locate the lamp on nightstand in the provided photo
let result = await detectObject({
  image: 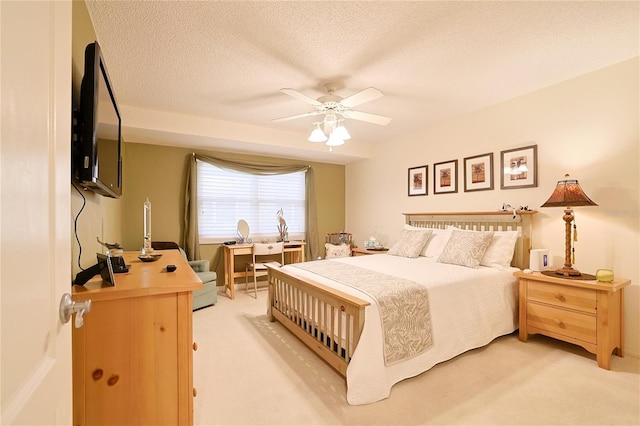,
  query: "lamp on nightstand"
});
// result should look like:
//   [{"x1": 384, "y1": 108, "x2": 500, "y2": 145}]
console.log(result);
[{"x1": 541, "y1": 174, "x2": 597, "y2": 276}]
